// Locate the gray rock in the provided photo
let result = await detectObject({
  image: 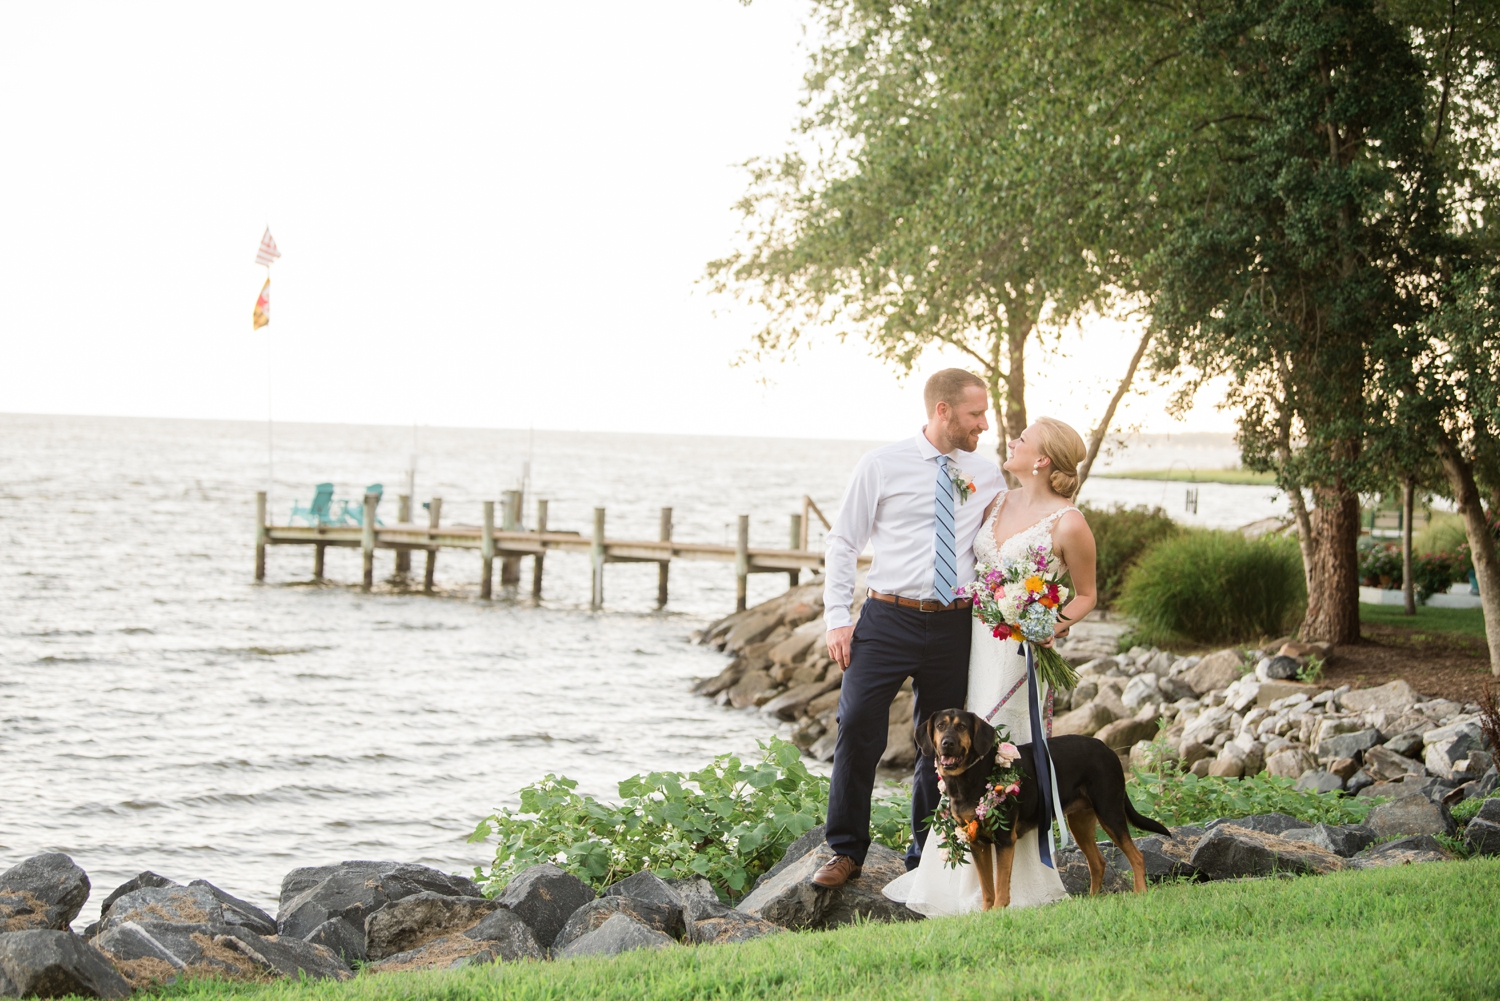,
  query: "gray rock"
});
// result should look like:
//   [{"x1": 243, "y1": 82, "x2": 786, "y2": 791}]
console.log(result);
[
  {"x1": 304, "y1": 917, "x2": 366, "y2": 964},
  {"x1": 1340, "y1": 680, "x2": 1419, "y2": 716},
  {"x1": 1425, "y1": 723, "x2": 1484, "y2": 777},
  {"x1": 1382, "y1": 732, "x2": 1425, "y2": 758},
  {"x1": 363, "y1": 892, "x2": 500, "y2": 961},
  {"x1": 460, "y1": 907, "x2": 547, "y2": 962},
  {"x1": 663, "y1": 878, "x2": 720, "y2": 907},
  {"x1": 680, "y1": 896, "x2": 781, "y2": 945},
  {"x1": 1185, "y1": 650, "x2": 1243, "y2": 695},
  {"x1": 1346, "y1": 769, "x2": 1375, "y2": 794},
  {"x1": 97, "y1": 872, "x2": 177, "y2": 921},
  {"x1": 1350, "y1": 834, "x2": 1455, "y2": 868},
  {"x1": 554, "y1": 914, "x2": 678, "y2": 960},
  {"x1": 1366, "y1": 797, "x2": 1455, "y2": 839},
  {"x1": 0, "y1": 855, "x2": 91, "y2": 933},
  {"x1": 748, "y1": 826, "x2": 826, "y2": 896},
  {"x1": 94, "y1": 921, "x2": 351, "y2": 985},
  {"x1": 1281, "y1": 823, "x2": 1377, "y2": 858},
  {"x1": 1293, "y1": 771, "x2": 1344, "y2": 794},
  {"x1": 738, "y1": 842, "x2": 919, "y2": 930},
  {"x1": 1056, "y1": 845, "x2": 1134, "y2": 895},
  {"x1": 276, "y1": 861, "x2": 481, "y2": 953},
  {"x1": 1094, "y1": 717, "x2": 1160, "y2": 752},
  {"x1": 494, "y1": 863, "x2": 596, "y2": 949},
  {"x1": 1189, "y1": 826, "x2": 1345, "y2": 879},
  {"x1": 1263, "y1": 656, "x2": 1301, "y2": 680},
  {"x1": 1363, "y1": 745, "x2": 1426, "y2": 782},
  {"x1": 551, "y1": 897, "x2": 681, "y2": 953},
  {"x1": 1478, "y1": 798, "x2": 1500, "y2": 824},
  {"x1": 603, "y1": 871, "x2": 683, "y2": 910},
  {"x1": 1158, "y1": 675, "x2": 1197, "y2": 703},
  {"x1": 187, "y1": 881, "x2": 276, "y2": 936},
  {"x1": 1205, "y1": 813, "x2": 1312, "y2": 837},
  {"x1": 0, "y1": 929, "x2": 130, "y2": 999},
  {"x1": 1464, "y1": 817, "x2": 1500, "y2": 856},
  {"x1": 1316, "y1": 728, "x2": 1380, "y2": 761},
  {"x1": 99, "y1": 886, "x2": 223, "y2": 932}
]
